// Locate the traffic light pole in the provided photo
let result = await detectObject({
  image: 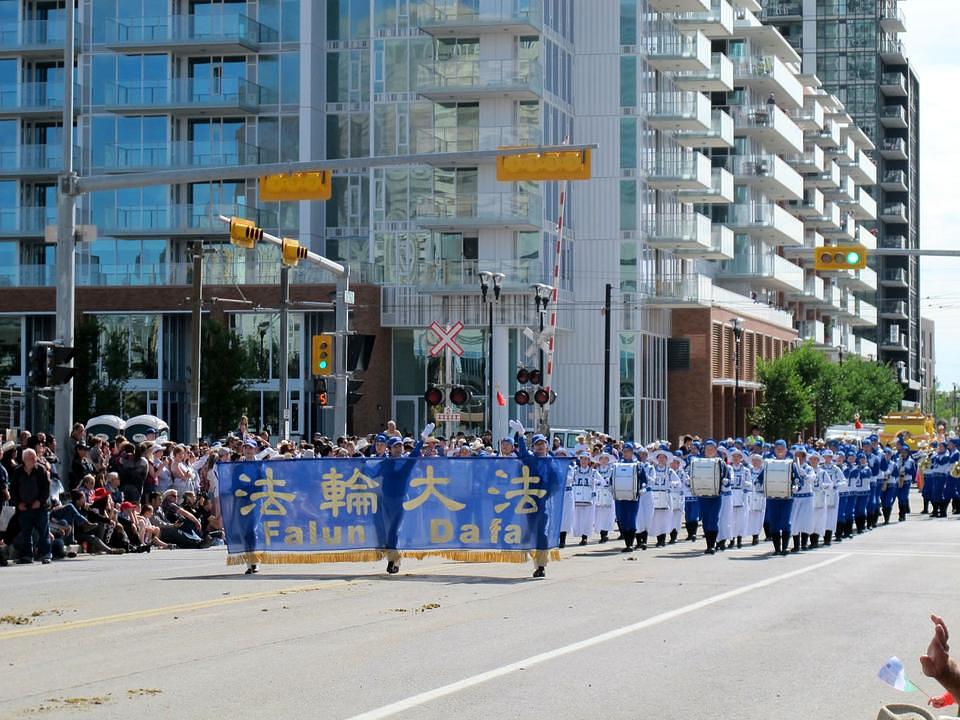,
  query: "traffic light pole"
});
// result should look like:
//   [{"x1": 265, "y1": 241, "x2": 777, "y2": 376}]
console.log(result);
[
  {"x1": 334, "y1": 273, "x2": 350, "y2": 439},
  {"x1": 189, "y1": 243, "x2": 203, "y2": 444},
  {"x1": 53, "y1": 0, "x2": 76, "y2": 470},
  {"x1": 279, "y1": 266, "x2": 290, "y2": 440}
]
